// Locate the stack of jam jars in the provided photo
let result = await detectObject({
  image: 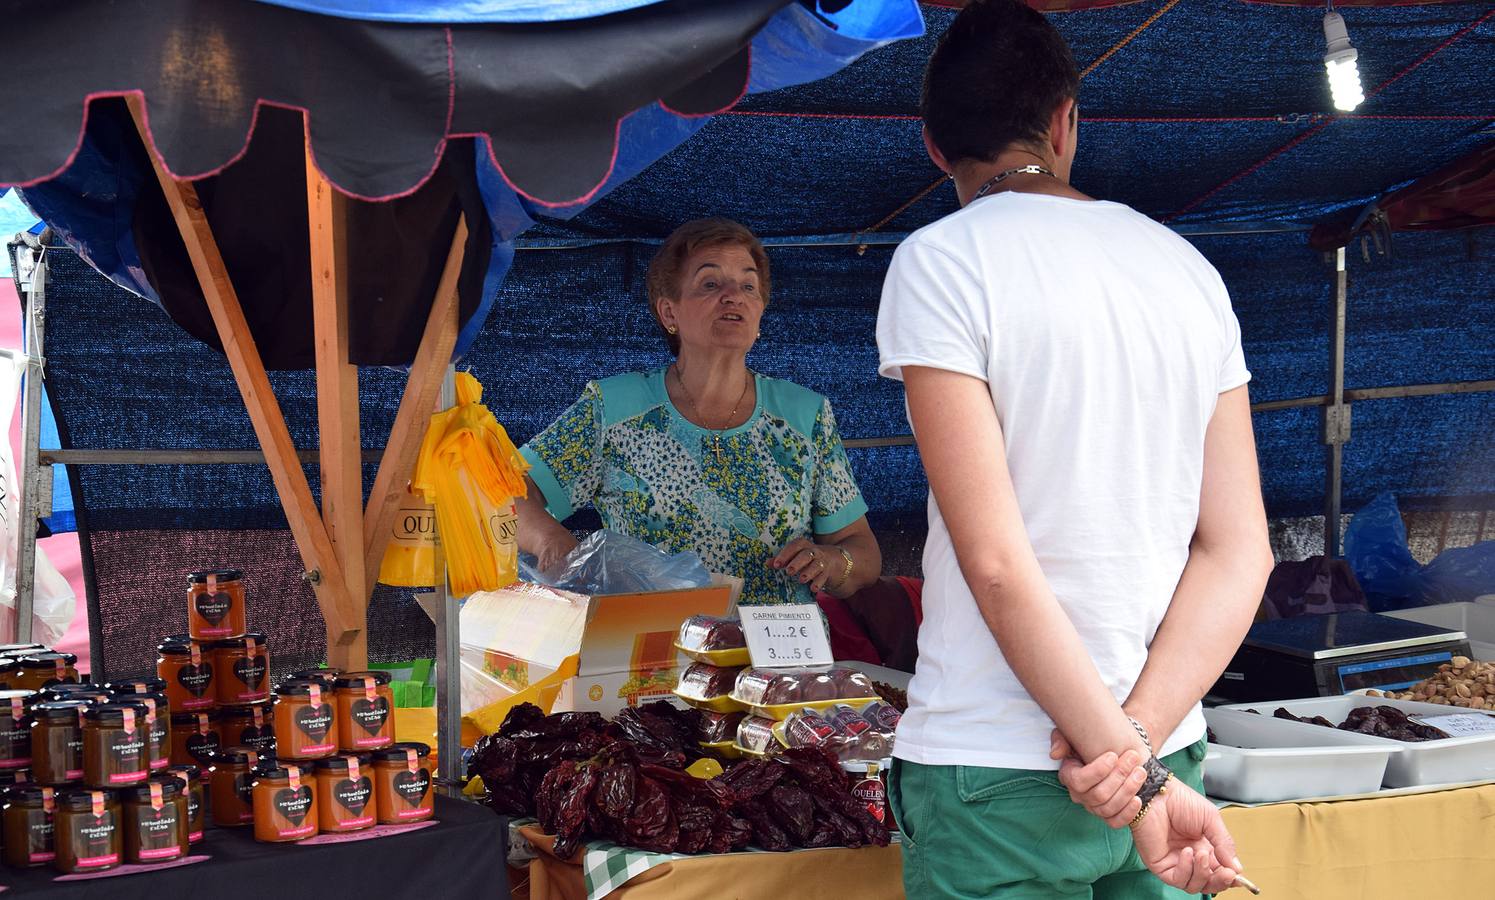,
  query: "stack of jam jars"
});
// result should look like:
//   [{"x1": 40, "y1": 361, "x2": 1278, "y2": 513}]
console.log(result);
[{"x1": 156, "y1": 569, "x2": 273, "y2": 772}]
